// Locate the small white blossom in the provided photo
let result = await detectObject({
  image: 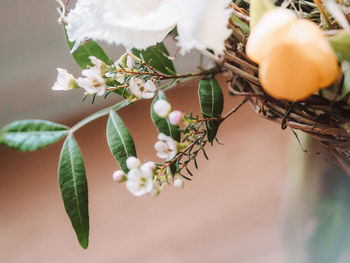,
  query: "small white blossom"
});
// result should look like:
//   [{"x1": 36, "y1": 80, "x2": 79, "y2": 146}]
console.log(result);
[
  {"x1": 168, "y1": 110, "x2": 182, "y2": 125},
  {"x1": 174, "y1": 178, "x2": 184, "y2": 189},
  {"x1": 52, "y1": 68, "x2": 78, "y2": 91},
  {"x1": 77, "y1": 56, "x2": 106, "y2": 96},
  {"x1": 106, "y1": 53, "x2": 135, "y2": 82},
  {"x1": 126, "y1": 156, "x2": 140, "y2": 170},
  {"x1": 143, "y1": 161, "x2": 156, "y2": 171},
  {"x1": 112, "y1": 170, "x2": 124, "y2": 182},
  {"x1": 126, "y1": 166, "x2": 154, "y2": 197},
  {"x1": 154, "y1": 133, "x2": 177, "y2": 160},
  {"x1": 129, "y1": 77, "x2": 157, "y2": 99},
  {"x1": 153, "y1": 99, "x2": 171, "y2": 118},
  {"x1": 66, "y1": 0, "x2": 232, "y2": 54}
]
